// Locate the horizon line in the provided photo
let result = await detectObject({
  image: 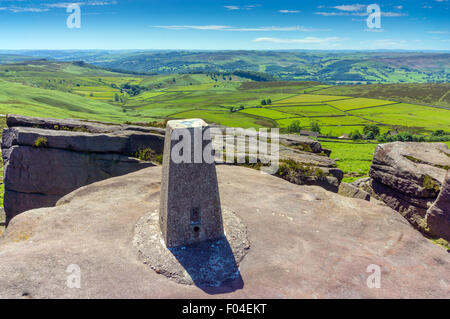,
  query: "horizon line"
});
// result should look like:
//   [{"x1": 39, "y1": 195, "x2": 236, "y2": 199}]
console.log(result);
[{"x1": 1, "y1": 49, "x2": 449, "y2": 52}]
